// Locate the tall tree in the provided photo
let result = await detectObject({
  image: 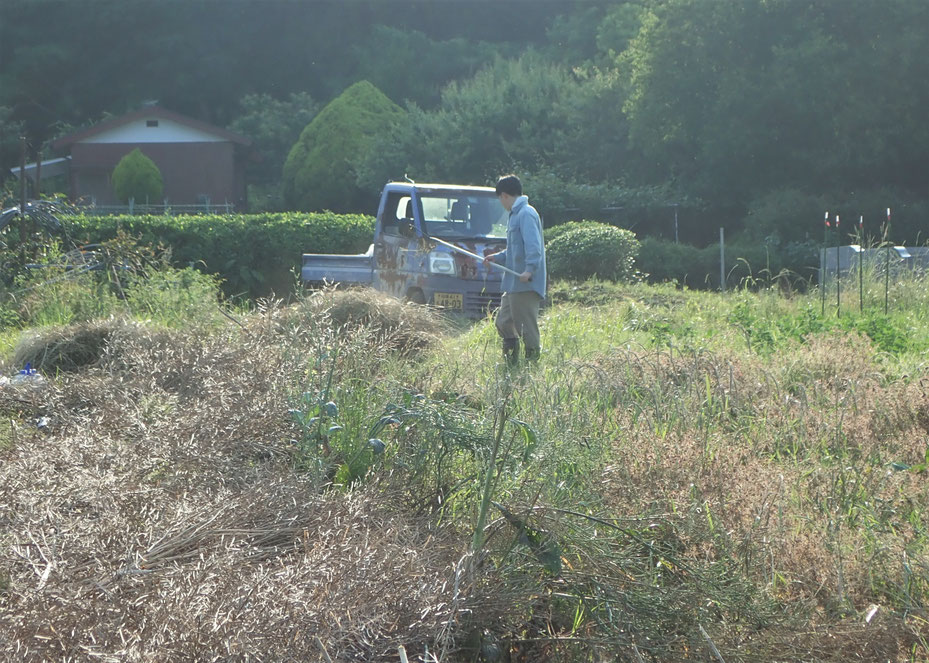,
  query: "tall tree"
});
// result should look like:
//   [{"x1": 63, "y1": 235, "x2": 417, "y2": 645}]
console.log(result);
[
  {"x1": 620, "y1": 0, "x2": 929, "y2": 204},
  {"x1": 351, "y1": 26, "x2": 503, "y2": 108},
  {"x1": 358, "y1": 52, "x2": 583, "y2": 188},
  {"x1": 227, "y1": 92, "x2": 319, "y2": 186},
  {"x1": 282, "y1": 81, "x2": 404, "y2": 213}
]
